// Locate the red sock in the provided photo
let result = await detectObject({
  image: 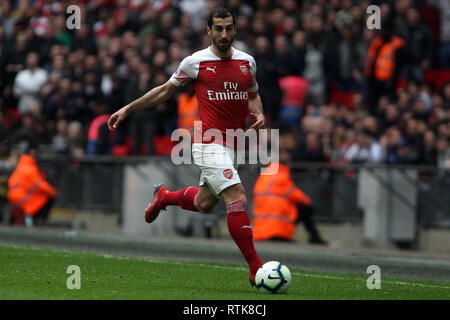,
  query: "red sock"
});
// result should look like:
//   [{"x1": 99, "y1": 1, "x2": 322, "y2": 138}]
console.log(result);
[
  {"x1": 161, "y1": 186, "x2": 199, "y2": 212},
  {"x1": 227, "y1": 200, "x2": 263, "y2": 275}
]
